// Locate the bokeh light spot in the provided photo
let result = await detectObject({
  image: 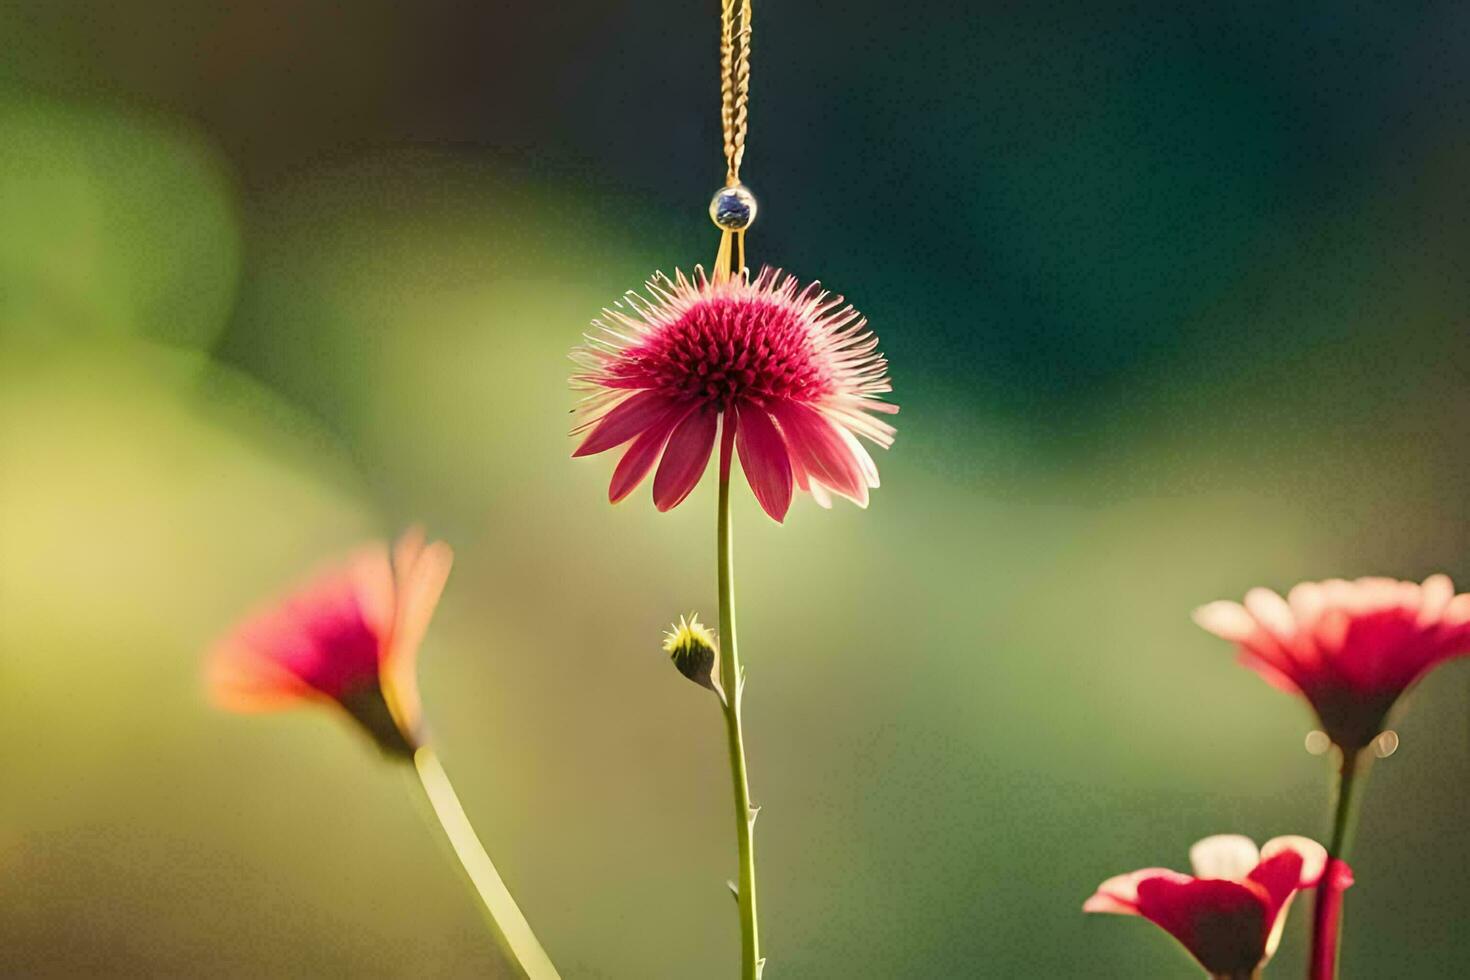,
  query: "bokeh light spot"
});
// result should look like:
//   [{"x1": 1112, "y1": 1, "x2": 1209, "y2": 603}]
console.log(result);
[{"x1": 1304, "y1": 731, "x2": 1331, "y2": 755}]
